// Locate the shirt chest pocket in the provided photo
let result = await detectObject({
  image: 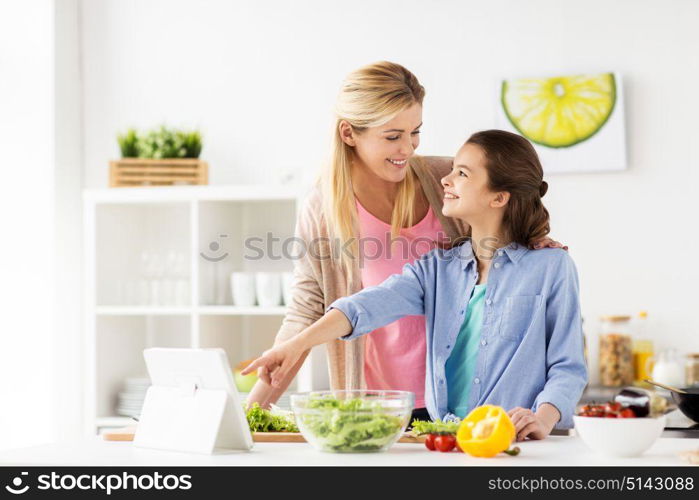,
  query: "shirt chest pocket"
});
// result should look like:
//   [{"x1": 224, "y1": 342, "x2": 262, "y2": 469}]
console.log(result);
[{"x1": 499, "y1": 295, "x2": 543, "y2": 342}]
